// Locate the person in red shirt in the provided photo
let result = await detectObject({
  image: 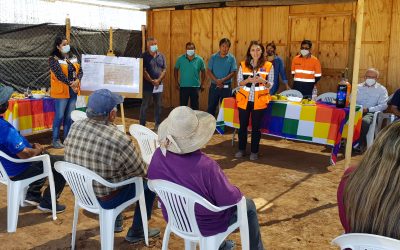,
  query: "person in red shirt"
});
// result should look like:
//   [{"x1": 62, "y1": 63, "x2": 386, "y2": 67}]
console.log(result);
[
  {"x1": 337, "y1": 122, "x2": 400, "y2": 239},
  {"x1": 291, "y1": 40, "x2": 322, "y2": 98}
]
